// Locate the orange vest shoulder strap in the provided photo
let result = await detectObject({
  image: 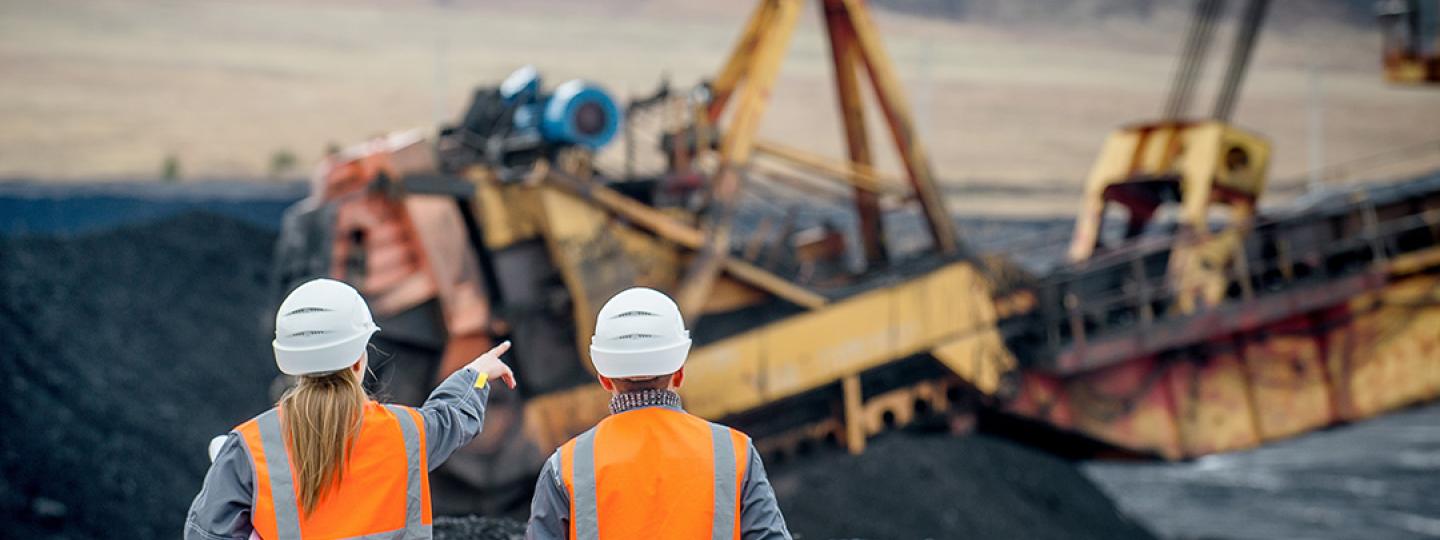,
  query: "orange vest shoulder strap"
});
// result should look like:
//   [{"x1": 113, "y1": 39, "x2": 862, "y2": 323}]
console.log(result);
[{"x1": 233, "y1": 408, "x2": 301, "y2": 539}]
